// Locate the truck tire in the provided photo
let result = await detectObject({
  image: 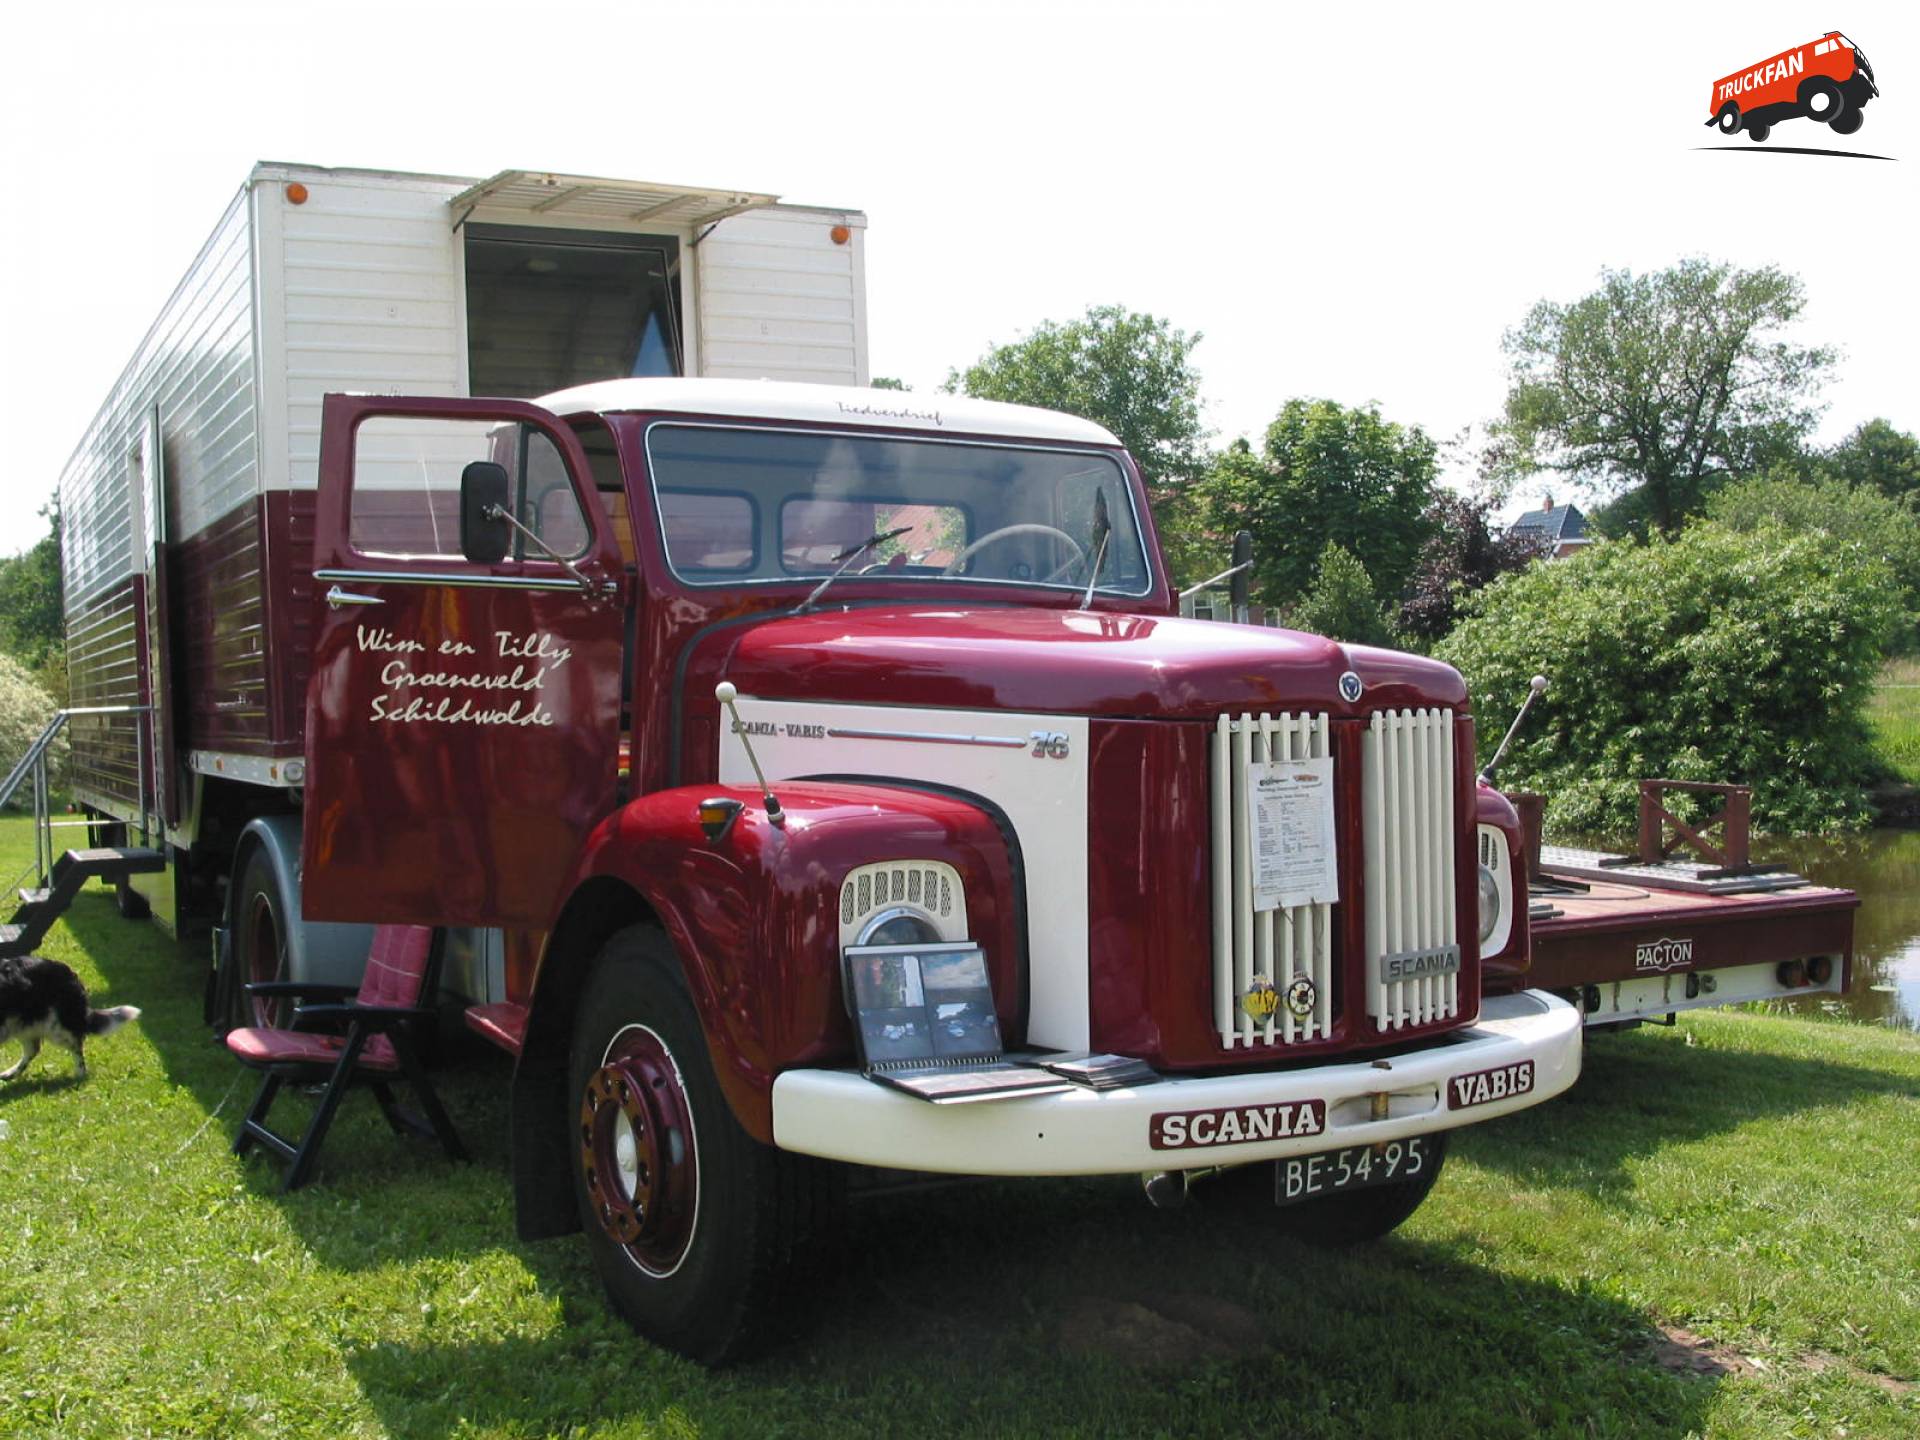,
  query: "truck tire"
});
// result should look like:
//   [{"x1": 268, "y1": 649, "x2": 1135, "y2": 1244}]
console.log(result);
[
  {"x1": 1279, "y1": 1132, "x2": 1449, "y2": 1244},
  {"x1": 1799, "y1": 77, "x2": 1845, "y2": 123},
  {"x1": 1746, "y1": 122, "x2": 1771, "y2": 143},
  {"x1": 228, "y1": 846, "x2": 292, "y2": 1029},
  {"x1": 1831, "y1": 109, "x2": 1864, "y2": 136},
  {"x1": 568, "y1": 925, "x2": 841, "y2": 1365},
  {"x1": 1715, "y1": 103, "x2": 1740, "y2": 134}
]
